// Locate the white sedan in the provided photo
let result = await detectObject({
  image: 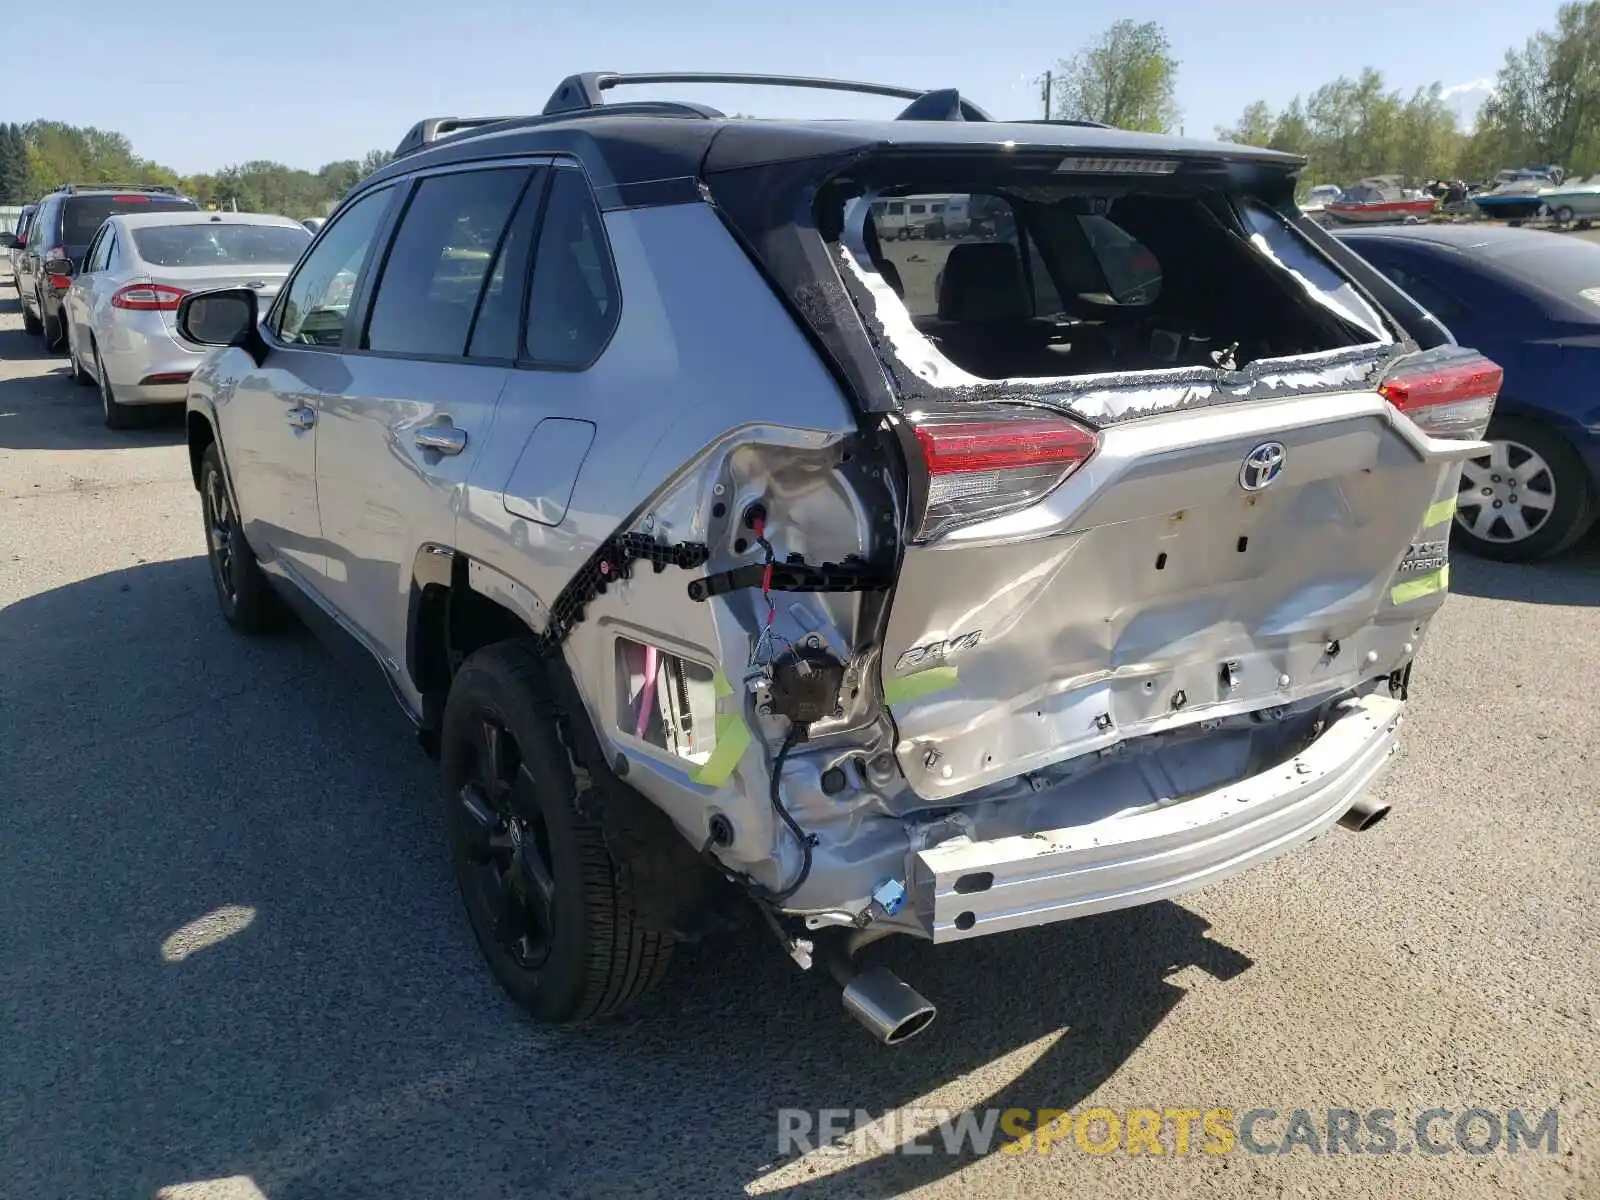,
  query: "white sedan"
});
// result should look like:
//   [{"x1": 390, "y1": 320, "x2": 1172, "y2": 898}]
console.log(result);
[{"x1": 62, "y1": 211, "x2": 312, "y2": 427}]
